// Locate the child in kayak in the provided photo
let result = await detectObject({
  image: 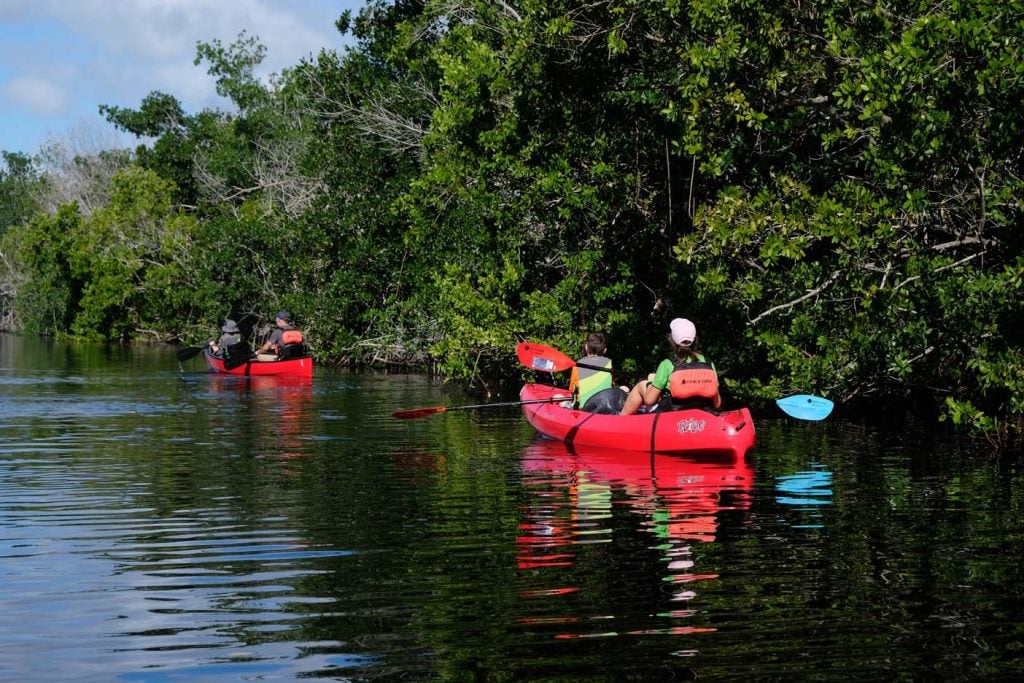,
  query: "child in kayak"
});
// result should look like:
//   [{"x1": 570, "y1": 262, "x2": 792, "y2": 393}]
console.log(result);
[{"x1": 569, "y1": 332, "x2": 627, "y2": 414}]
